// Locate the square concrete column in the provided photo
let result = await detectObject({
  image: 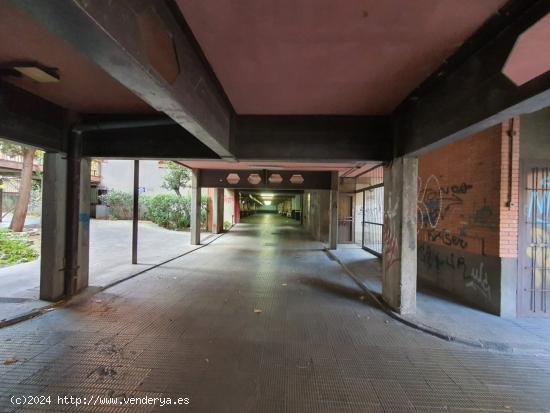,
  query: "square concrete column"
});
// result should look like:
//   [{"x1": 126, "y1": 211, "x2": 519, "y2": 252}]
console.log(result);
[
  {"x1": 212, "y1": 187, "x2": 224, "y2": 234},
  {"x1": 76, "y1": 158, "x2": 91, "y2": 292},
  {"x1": 40, "y1": 153, "x2": 67, "y2": 301},
  {"x1": 191, "y1": 169, "x2": 201, "y2": 245},
  {"x1": 382, "y1": 157, "x2": 418, "y2": 314},
  {"x1": 329, "y1": 171, "x2": 339, "y2": 250}
]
